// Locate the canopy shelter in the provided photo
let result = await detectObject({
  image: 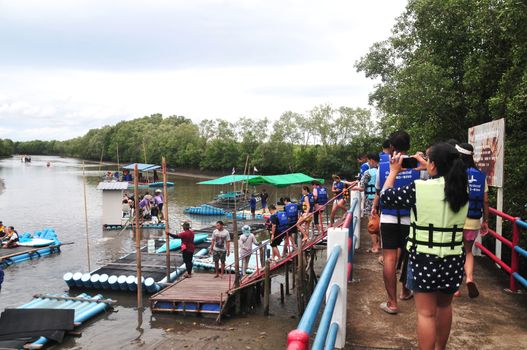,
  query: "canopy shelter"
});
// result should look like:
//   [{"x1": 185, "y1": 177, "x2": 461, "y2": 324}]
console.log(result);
[
  {"x1": 197, "y1": 173, "x2": 324, "y2": 187},
  {"x1": 121, "y1": 163, "x2": 160, "y2": 171},
  {"x1": 247, "y1": 173, "x2": 325, "y2": 188},
  {"x1": 197, "y1": 175, "x2": 259, "y2": 186}
]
